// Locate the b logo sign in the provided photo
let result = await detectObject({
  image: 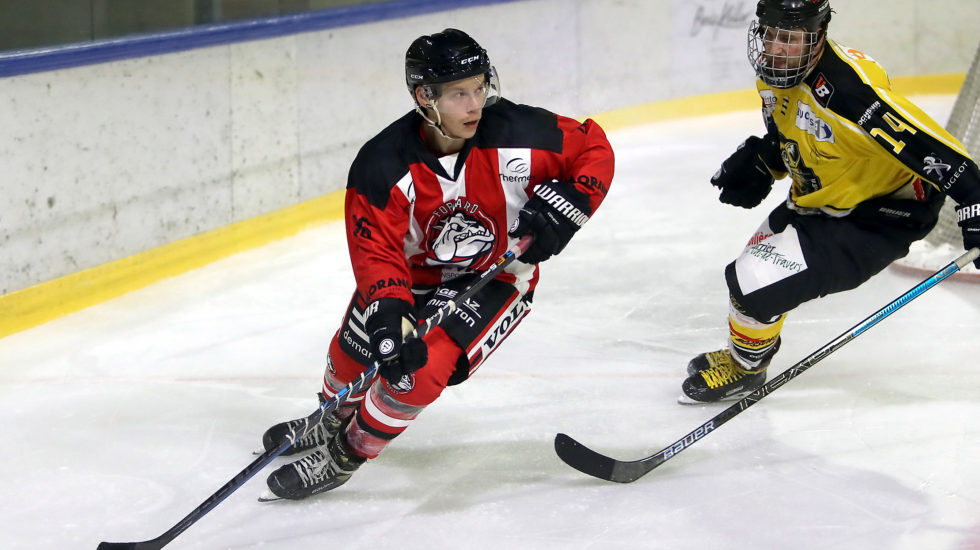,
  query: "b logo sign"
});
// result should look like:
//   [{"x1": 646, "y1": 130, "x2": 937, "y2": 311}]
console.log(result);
[{"x1": 812, "y1": 73, "x2": 834, "y2": 107}]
